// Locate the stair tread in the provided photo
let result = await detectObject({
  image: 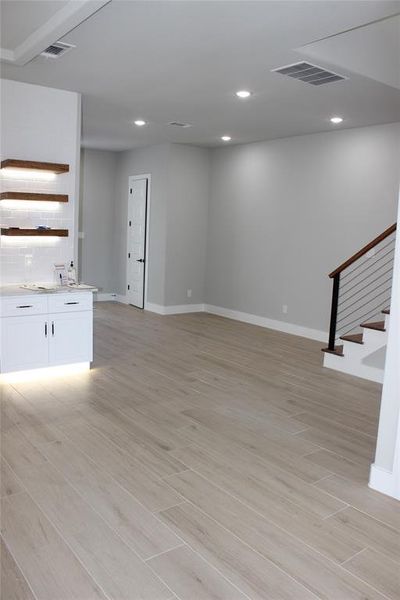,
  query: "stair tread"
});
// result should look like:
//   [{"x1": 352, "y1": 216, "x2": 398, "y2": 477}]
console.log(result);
[
  {"x1": 340, "y1": 333, "x2": 364, "y2": 344},
  {"x1": 321, "y1": 345, "x2": 344, "y2": 357},
  {"x1": 382, "y1": 308, "x2": 390, "y2": 315},
  {"x1": 360, "y1": 320, "x2": 386, "y2": 331}
]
